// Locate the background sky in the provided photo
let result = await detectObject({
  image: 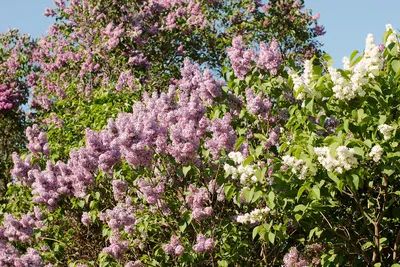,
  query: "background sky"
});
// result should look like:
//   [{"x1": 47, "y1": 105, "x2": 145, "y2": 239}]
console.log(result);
[{"x1": 0, "y1": 1, "x2": 399, "y2": 68}]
